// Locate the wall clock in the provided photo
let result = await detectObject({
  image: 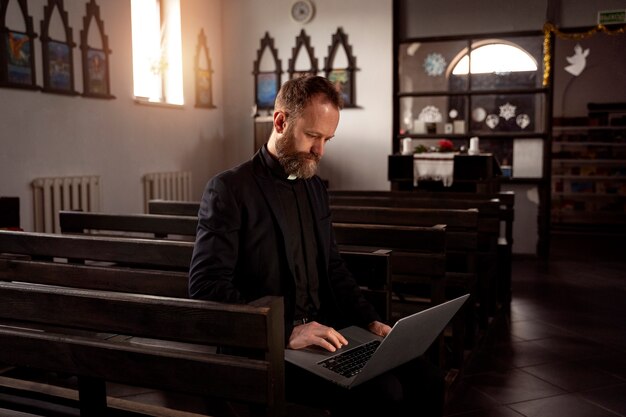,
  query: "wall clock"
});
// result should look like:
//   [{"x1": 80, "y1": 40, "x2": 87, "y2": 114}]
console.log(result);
[{"x1": 291, "y1": 0, "x2": 315, "y2": 24}]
